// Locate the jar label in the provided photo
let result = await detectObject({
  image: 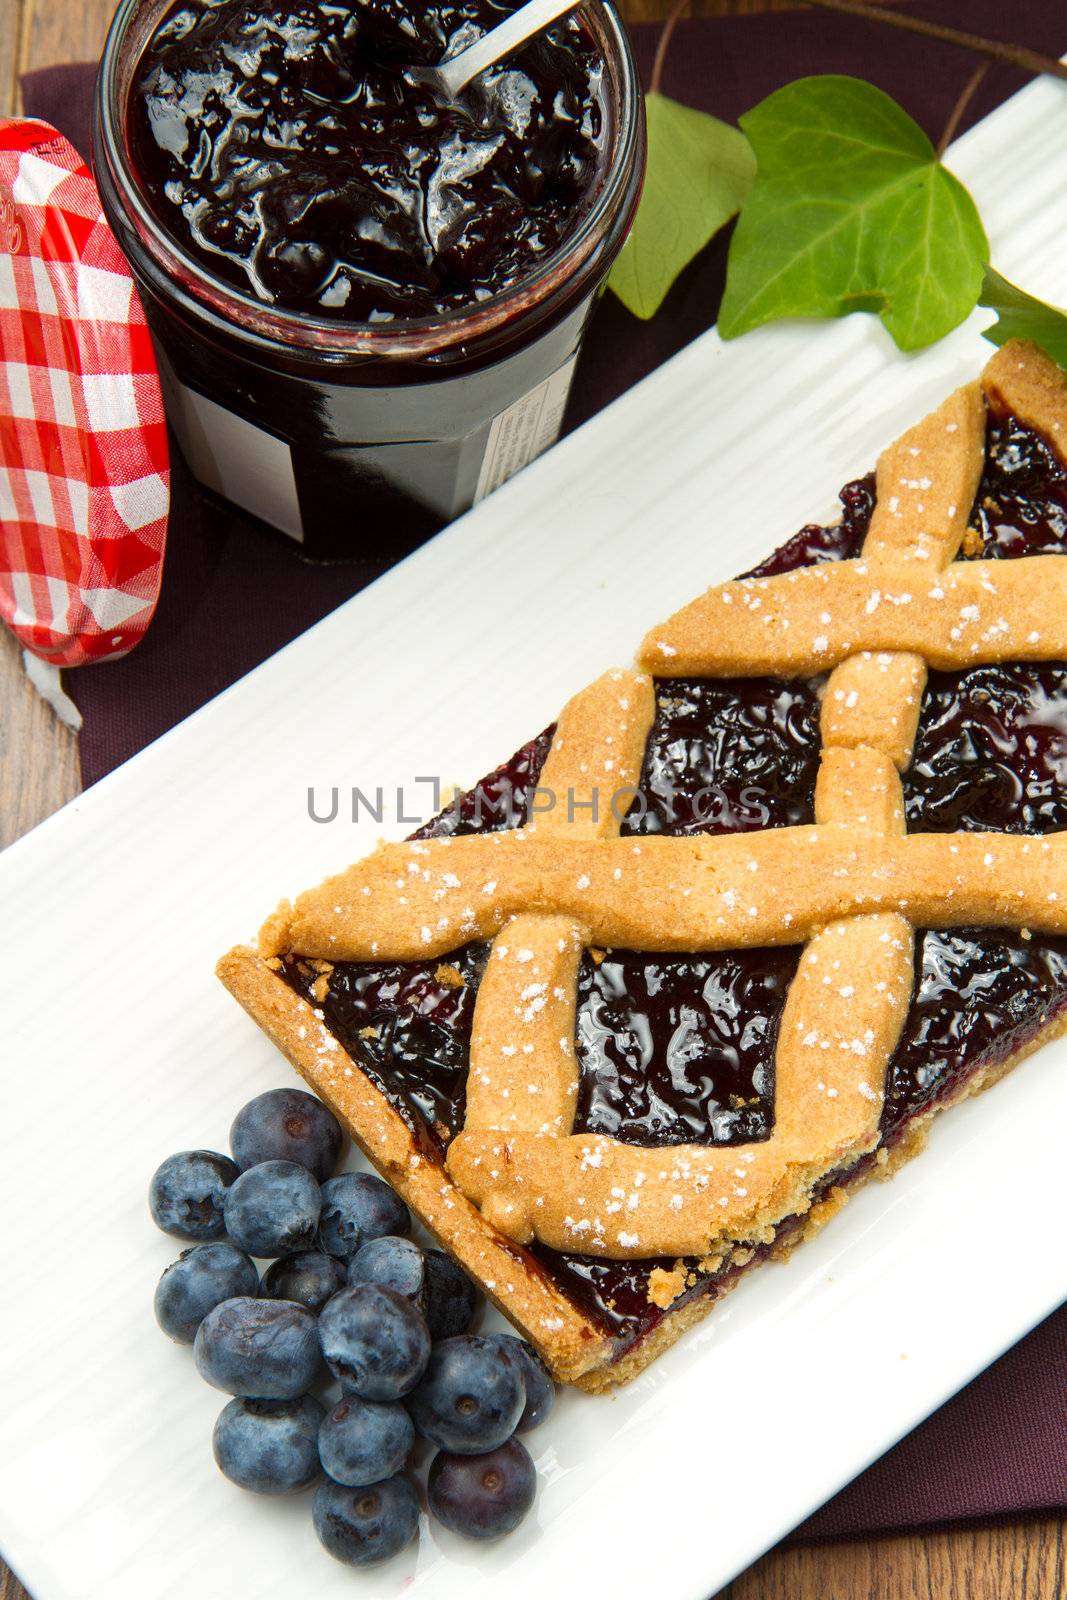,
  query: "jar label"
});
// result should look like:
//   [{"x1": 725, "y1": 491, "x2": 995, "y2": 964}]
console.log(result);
[
  {"x1": 167, "y1": 377, "x2": 305, "y2": 542},
  {"x1": 474, "y1": 356, "x2": 577, "y2": 504}
]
